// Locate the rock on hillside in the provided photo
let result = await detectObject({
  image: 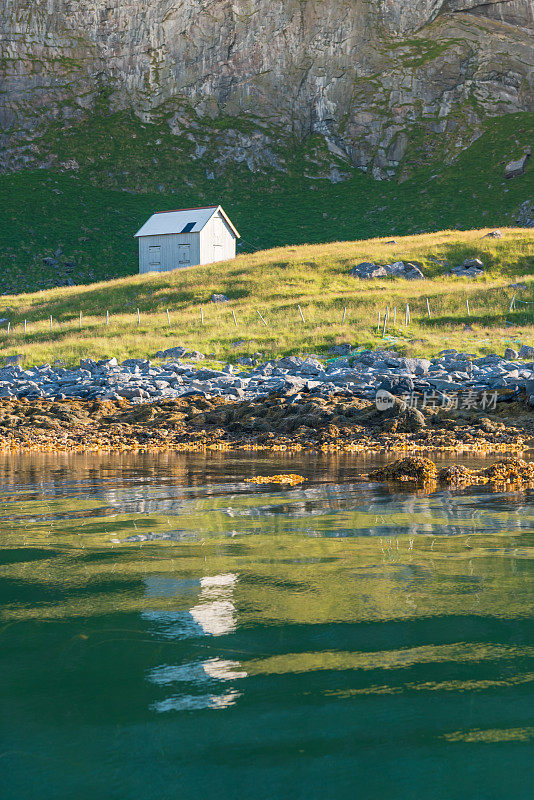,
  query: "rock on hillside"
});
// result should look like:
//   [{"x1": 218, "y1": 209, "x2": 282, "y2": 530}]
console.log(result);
[
  {"x1": 350, "y1": 261, "x2": 425, "y2": 279},
  {"x1": 1, "y1": 0, "x2": 533, "y2": 179}
]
